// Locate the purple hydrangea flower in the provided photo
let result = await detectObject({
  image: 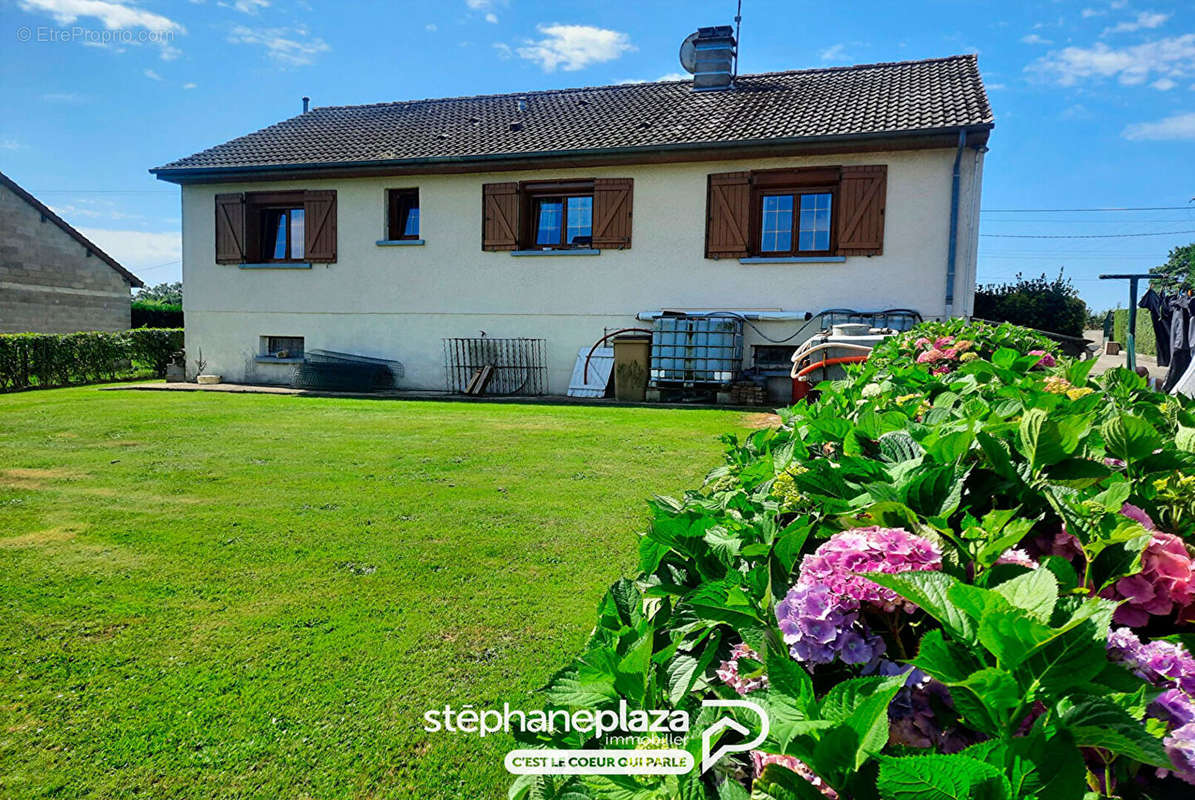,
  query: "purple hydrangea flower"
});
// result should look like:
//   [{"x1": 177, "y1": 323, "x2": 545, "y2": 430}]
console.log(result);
[
  {"x1": 1107, "y1": 628, "x2": 1195, "y2": 695},
  {"x1": 716, "y1": 643, "x2": 769, "y2": 696},
  {"x1": 750, "y1": 752, "x2": 839, "y2": 799},
  {"x1": 775, "y1": 583, "x2": 879, "y2": 665},
  {"x1": 1162, "y1": 723, "x2": 1195, "y2": 786},
  {"x1": 1153, "y1": 689, "x2": 1195, "y2": 727}
]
